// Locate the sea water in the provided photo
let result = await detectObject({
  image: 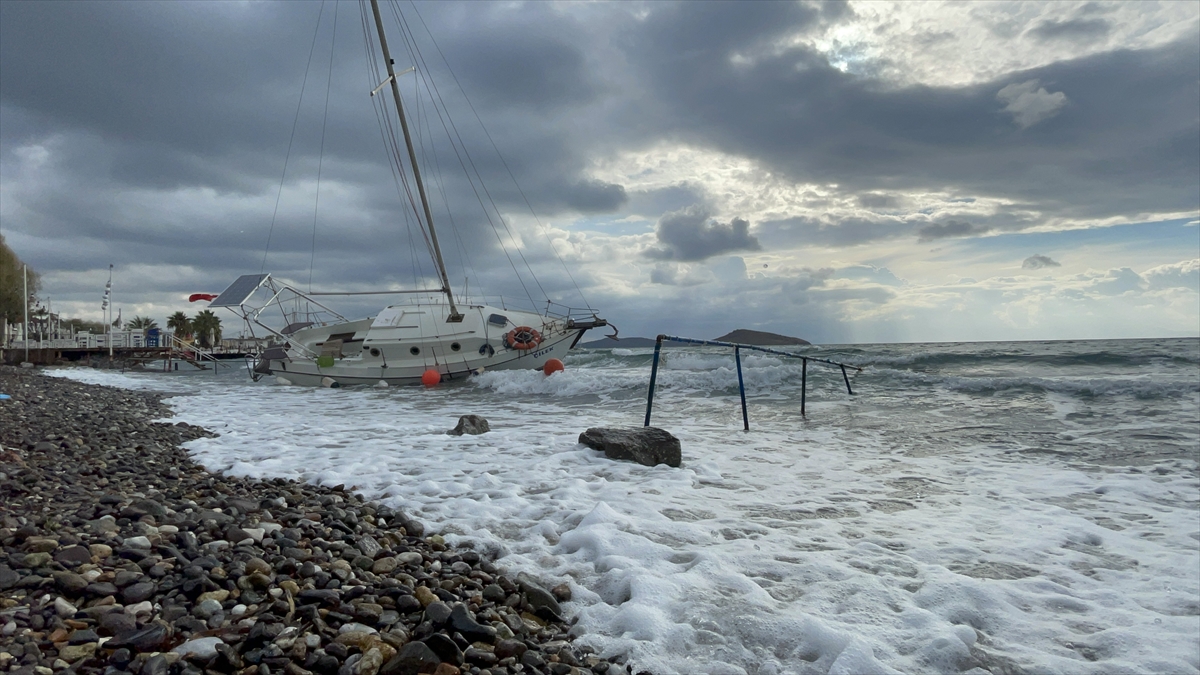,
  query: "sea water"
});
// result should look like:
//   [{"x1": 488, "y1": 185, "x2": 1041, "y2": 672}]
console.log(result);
[{"x1": 49, "y1": 338, "x2": 1200, "y2": 675}]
